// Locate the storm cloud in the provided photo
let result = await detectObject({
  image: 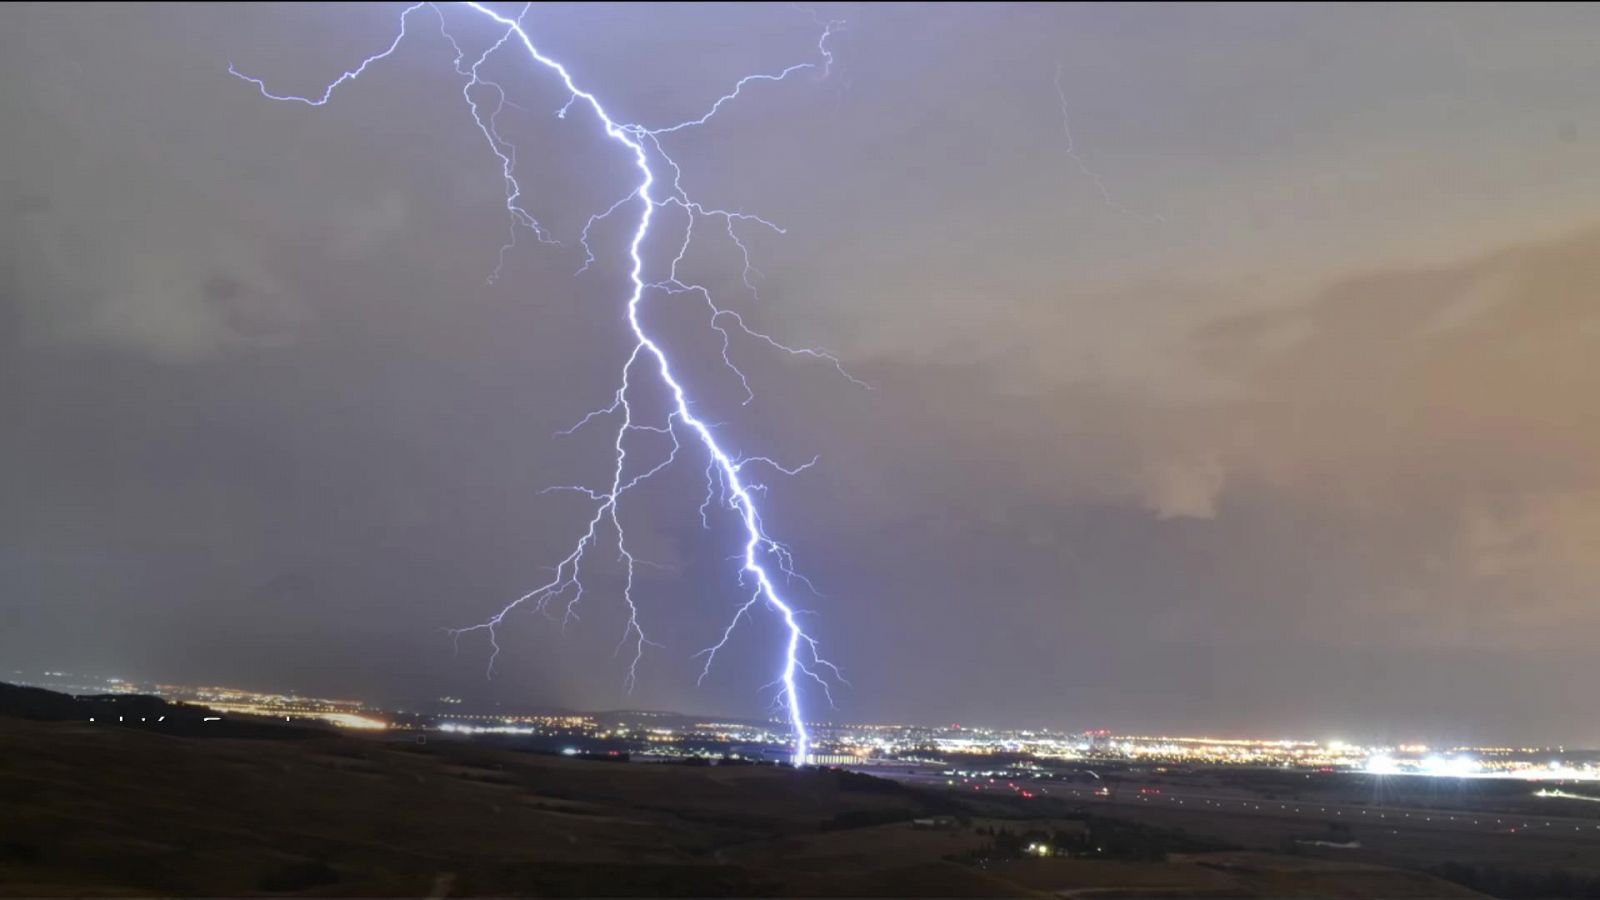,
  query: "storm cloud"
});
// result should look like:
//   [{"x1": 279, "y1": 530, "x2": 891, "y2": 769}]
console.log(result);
[{"x1": 4, "y1": 2, "x2": 1600, "y2": 745}]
